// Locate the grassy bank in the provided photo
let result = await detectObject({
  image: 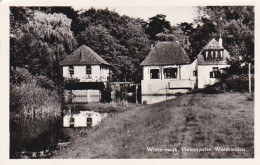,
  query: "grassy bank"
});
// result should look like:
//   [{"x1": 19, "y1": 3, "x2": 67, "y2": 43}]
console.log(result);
[
  {"x1": 53, "y1": 92, "x2": 254, "y2": 158},
  {"x1": 10, "y1": 68, "x2": 62, "y2": 158}
]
